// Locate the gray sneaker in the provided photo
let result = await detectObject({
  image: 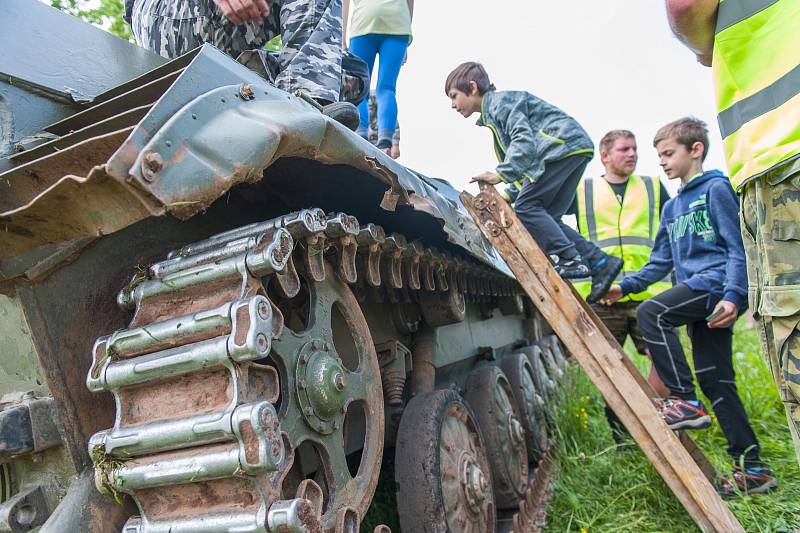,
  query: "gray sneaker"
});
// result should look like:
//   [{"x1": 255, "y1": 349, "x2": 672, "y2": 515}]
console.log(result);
[
  {"x1": 552, "y1": 255, "x2": 590, "y2": 279},
  {"x1": 321, "y1": 101, "x2": 359, "y2": 131}
]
